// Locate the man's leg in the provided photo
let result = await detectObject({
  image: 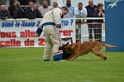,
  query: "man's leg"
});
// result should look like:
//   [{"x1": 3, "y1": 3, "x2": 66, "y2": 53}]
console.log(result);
[
  {"x1": 50, "y1": 34, "x2": 60, "y2": 54},
  {"x1": 43, "y1": 26, "x2": 53, "y2": 61},
  {"x1": 49, "y1": 27, "x2": 63, "y2": 61},
  {"x1": 43, "y1": 39, "x2": 53, "y2": 61}
]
